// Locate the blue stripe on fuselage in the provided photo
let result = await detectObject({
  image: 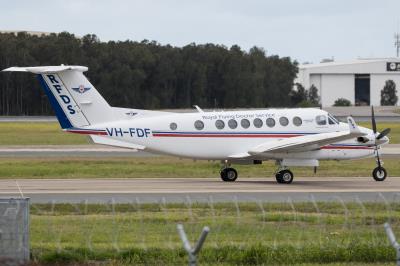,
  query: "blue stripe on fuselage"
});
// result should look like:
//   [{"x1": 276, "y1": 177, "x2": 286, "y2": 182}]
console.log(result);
[{"x1": 37, "y1": 74, "x2": 72, "y2": 129}]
